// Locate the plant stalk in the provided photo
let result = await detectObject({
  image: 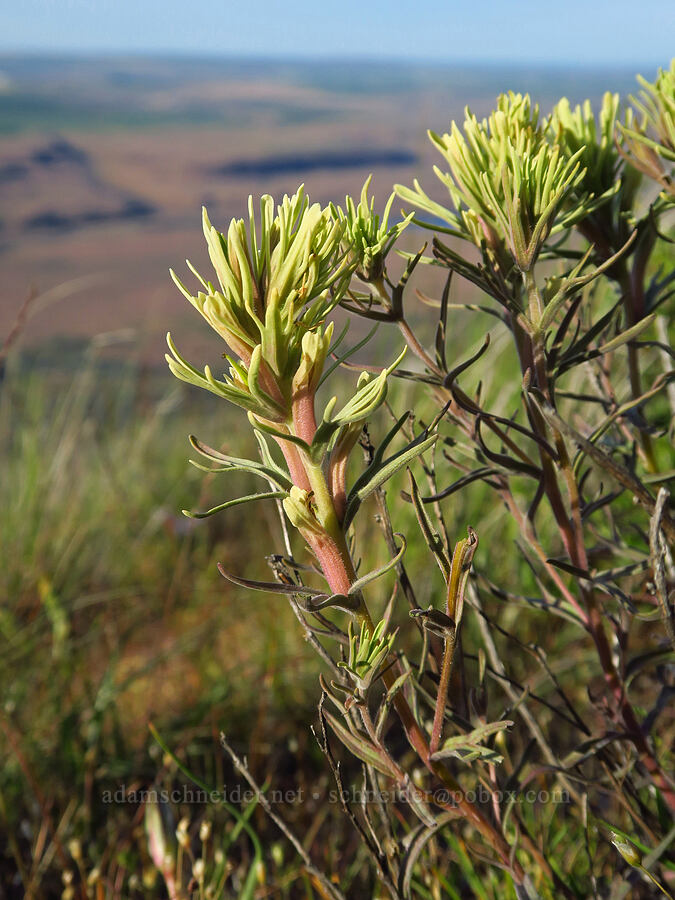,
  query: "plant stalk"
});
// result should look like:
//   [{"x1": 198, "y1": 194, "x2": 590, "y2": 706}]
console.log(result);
[{"x1": 279, "y1": 419, "x2": 526, "y2": 882}]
